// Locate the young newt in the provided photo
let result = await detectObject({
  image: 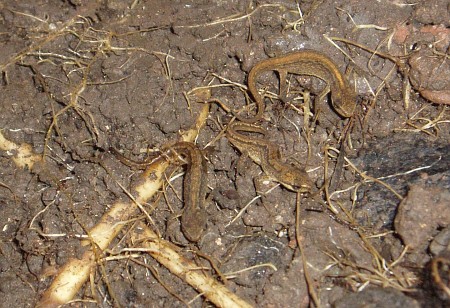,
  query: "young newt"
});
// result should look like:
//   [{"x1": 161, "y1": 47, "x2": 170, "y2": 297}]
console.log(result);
[
  {"x1": 226, "y1": 121, "x2": 312, "y2": 192},
  {"x1": 239, "y1": 50, "x2": 356, "y2": 122},
  {"x1": 170, "y1": 142, "x2": 208, "y2": 242},
  {"x1": 111, "y1": 142, "x2": 208, "y2": 242}
]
